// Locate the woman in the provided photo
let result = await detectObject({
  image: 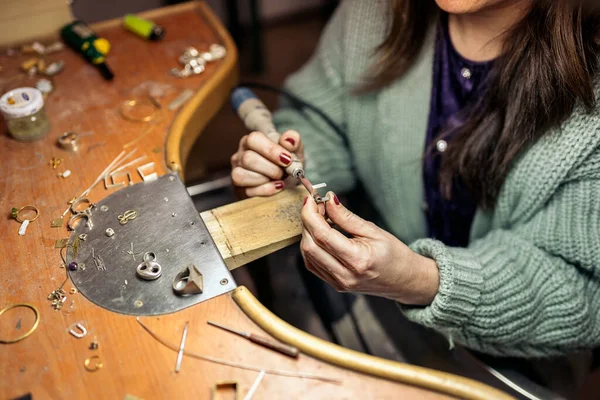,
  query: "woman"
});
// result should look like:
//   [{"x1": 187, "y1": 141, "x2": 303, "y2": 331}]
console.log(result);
[{"x1": 230, "y1": 0, "x2": 600, "y2": 360}]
